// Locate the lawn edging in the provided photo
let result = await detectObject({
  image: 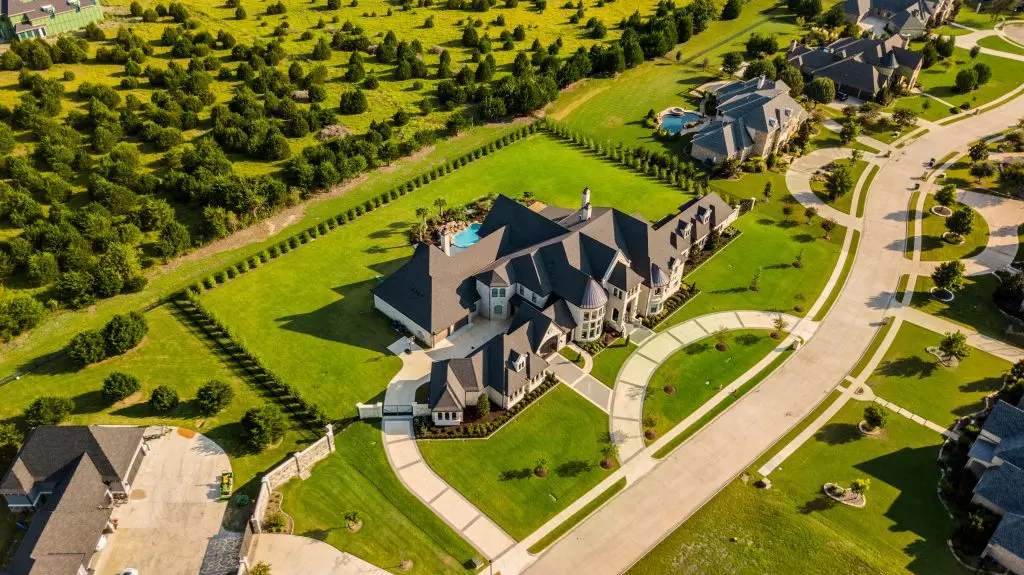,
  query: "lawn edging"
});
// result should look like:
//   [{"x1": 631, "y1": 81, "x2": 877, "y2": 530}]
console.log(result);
[
  {"x1": 856, "y1": 165, "x2": 880, "y2": 218},
  {"x1": 526, "y1": 477, "x2": 627, "y2": 554},
  {"x1": 652, "y1": 347, "x2": 795, "y2": 459},
  {"x1": 812, "y1": 228, "x2": 861, "y2": 322},
  {"x1": 848, "y1": 316, "x2": 896, "y2": 379}
]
